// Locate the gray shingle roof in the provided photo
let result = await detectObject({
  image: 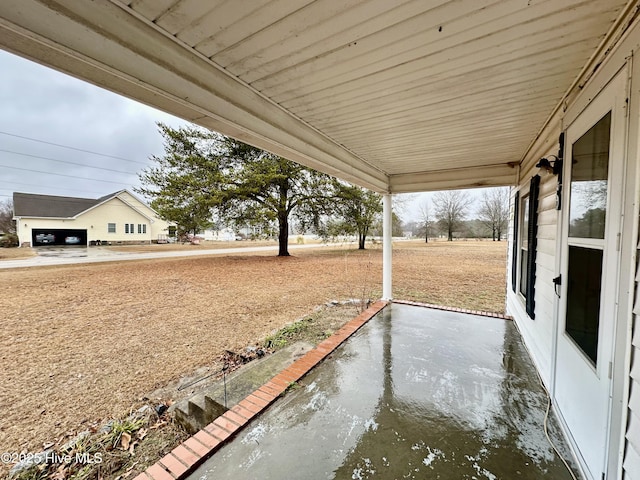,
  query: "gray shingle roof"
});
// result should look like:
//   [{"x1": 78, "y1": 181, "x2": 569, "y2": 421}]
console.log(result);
[{"x1": 13, "y1": 191, "x2": 120, "y2": 218}]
